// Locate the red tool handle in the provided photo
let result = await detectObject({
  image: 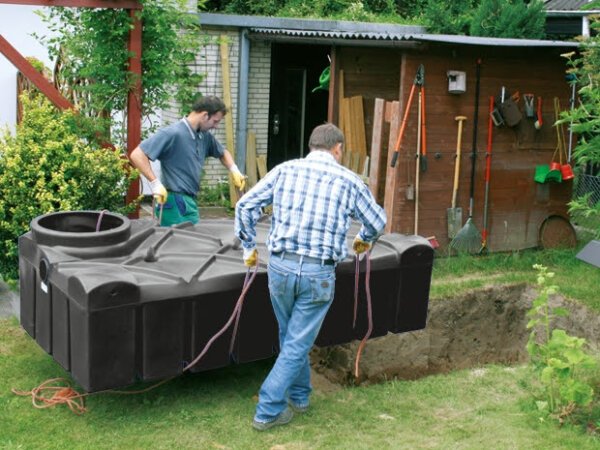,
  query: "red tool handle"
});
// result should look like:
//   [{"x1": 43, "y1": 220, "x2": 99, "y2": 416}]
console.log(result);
[
  {"x1": 390, "y1": 83, "x2": 417, "y2": 167},
  {"x1": 420, "y1": 86, "x2": 427, "y2": 157}
]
